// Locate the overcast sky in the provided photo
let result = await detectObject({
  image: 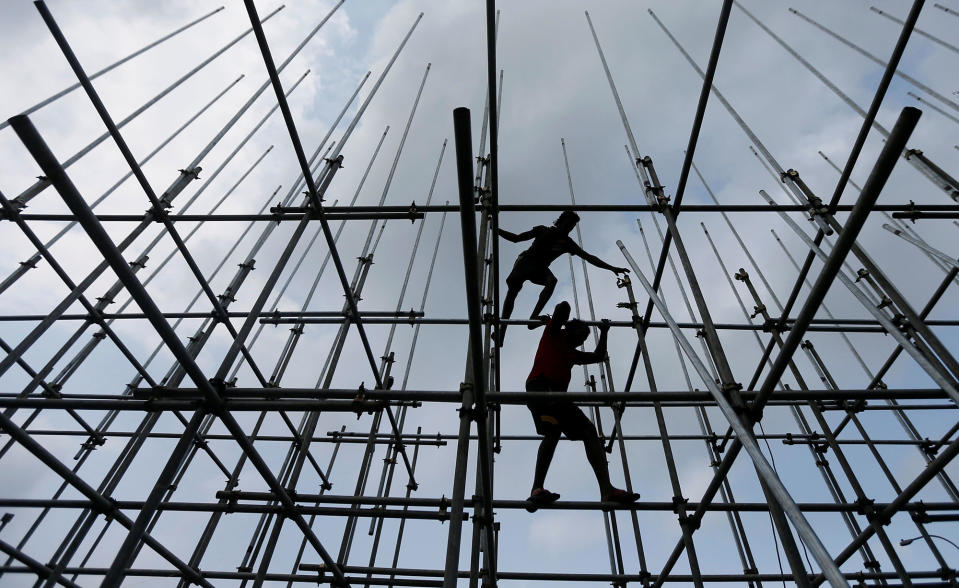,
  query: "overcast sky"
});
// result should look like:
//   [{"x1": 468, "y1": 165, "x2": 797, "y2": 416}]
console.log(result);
[{"x1": 1, "y1": 1, "x2": 958, "y2": 586}]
